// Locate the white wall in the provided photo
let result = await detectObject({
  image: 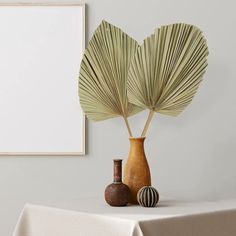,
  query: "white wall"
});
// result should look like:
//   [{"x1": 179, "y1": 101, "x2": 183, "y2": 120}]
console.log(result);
[{"x1": 1, "y1": 0, "x2": 236, "y2": 235}]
